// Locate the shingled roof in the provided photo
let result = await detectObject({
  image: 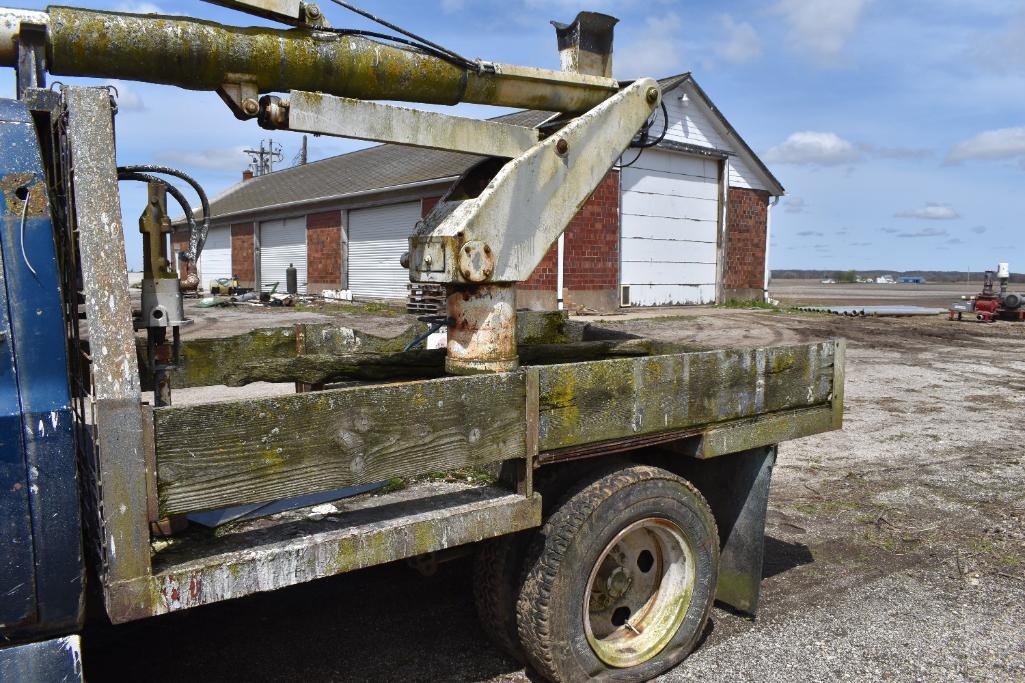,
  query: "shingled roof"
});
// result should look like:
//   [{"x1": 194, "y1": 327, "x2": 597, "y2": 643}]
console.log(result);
[
  {"x1": 202, "y1": 109, "x2": 552, "y2": 221},
  {"x1": 199, "y1": 73, "x2": 781, "y2": 222}
]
